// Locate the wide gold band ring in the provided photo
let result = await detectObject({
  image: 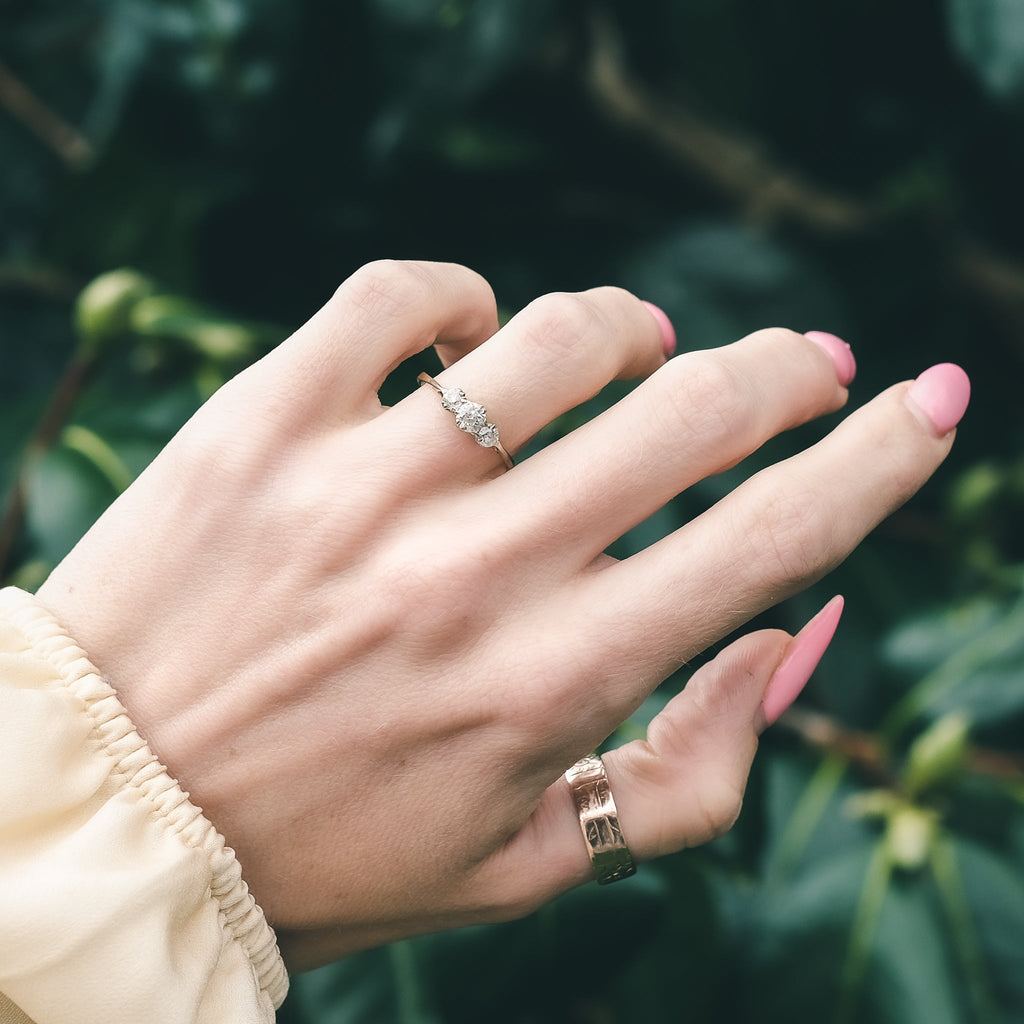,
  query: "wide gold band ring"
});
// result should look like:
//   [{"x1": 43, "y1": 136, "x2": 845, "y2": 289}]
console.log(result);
[
  {"x1": 417, "y1": 372, "x2": 513, "y2": 470},
  {"x1": 564, "y1": 754, "x2": 636, "y2": 885}
]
